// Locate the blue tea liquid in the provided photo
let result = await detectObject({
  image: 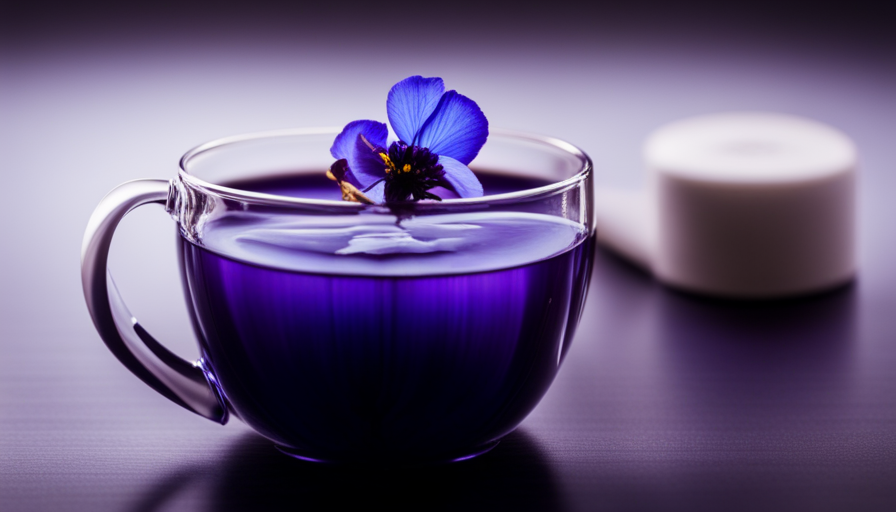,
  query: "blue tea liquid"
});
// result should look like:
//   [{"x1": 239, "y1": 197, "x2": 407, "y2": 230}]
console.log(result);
[{"x1": 179, "y1": 173, "x2": 594, "y2": 463}]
